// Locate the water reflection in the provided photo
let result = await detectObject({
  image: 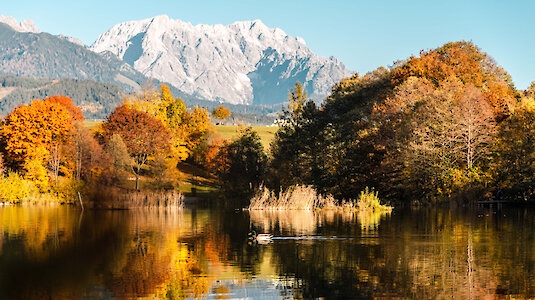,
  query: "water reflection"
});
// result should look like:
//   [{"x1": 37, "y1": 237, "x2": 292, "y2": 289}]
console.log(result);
[
  {"x1": 249, "y1": 210, "x2": 390, "y2": 236},
  {"x1": 0, "y1": 206, "x2": 534, "y2": 299}
]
